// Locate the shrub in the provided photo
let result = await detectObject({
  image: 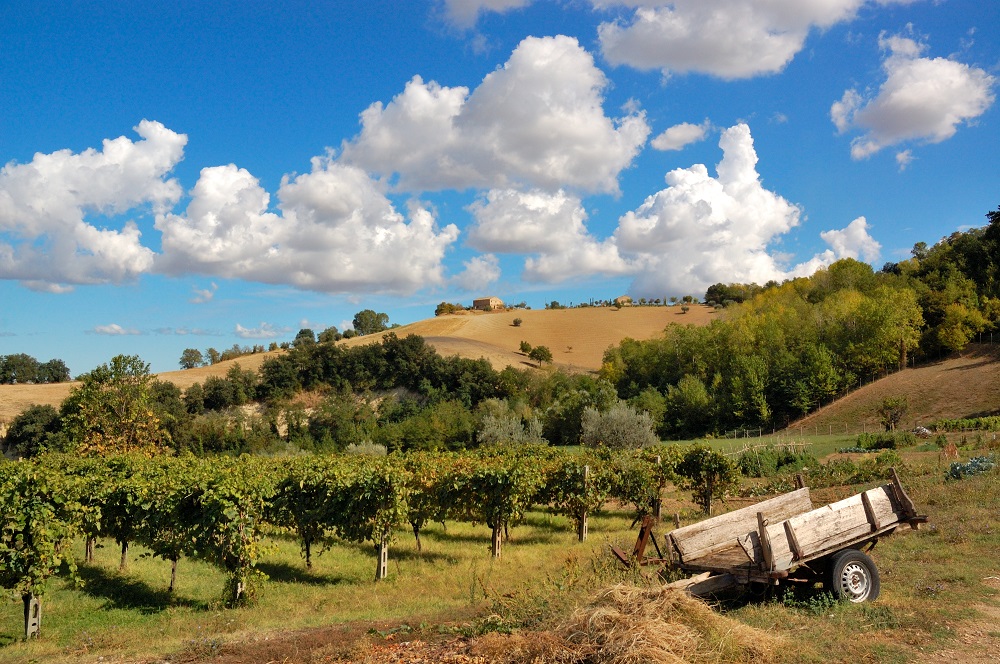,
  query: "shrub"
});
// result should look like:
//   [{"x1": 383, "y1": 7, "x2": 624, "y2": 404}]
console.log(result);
[
  {"x1": 855, "y1": 431, "x2": 916, "y2": 451},
  {"x1": 580, "y1": 402, "x2": 659, "y2": 450},
  {"x1": 736, "y1": 446, "x2": 818, "y2": 478},
  {"x1": 345, "y1": 441, "x2": 388, "y2": 456}
]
